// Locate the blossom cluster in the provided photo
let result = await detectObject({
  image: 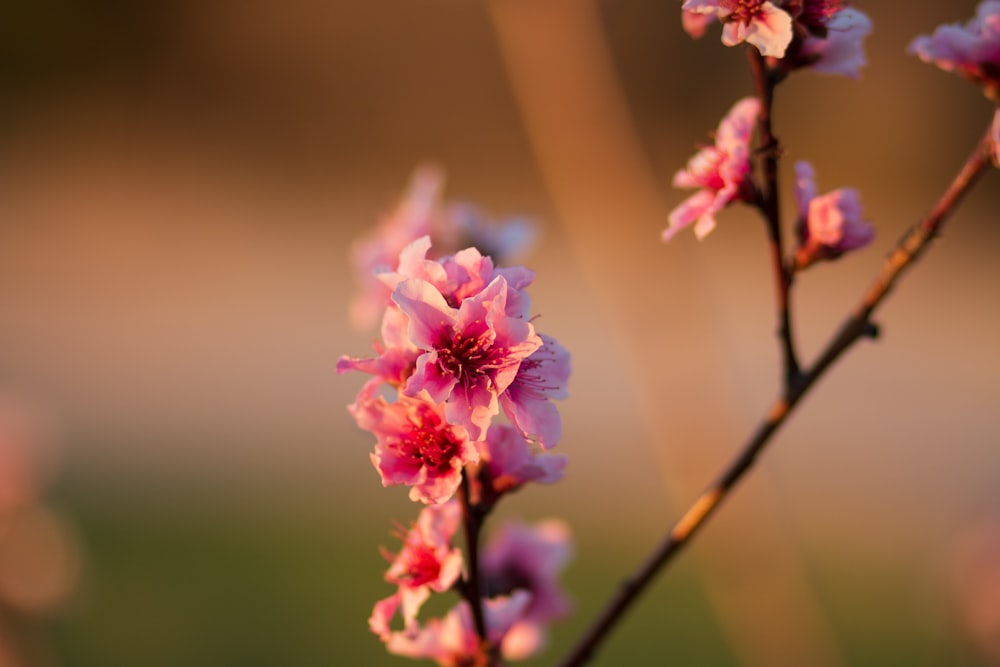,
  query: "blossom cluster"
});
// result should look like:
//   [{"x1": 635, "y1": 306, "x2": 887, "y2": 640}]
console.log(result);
[
  {"x1": 337, "y1": 2, "x2": 1000, "y2": 663},
  {"x1": 340, "y1": 173, "x2": 571, "y2": 664},
  {"x1": 682, "y1": 0, "x2": 872, "y2": 76},
  {"x1": 667, "y1": 1, "x2": 877, "y2": 264},
  {"x1": 909, "y1": 0, "x2": 1000, "y2": 166},
  {"x1": 908, "y1": 0, "x2": 1000, "y2": 102}
]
